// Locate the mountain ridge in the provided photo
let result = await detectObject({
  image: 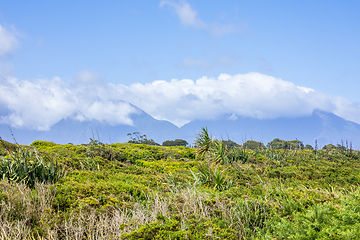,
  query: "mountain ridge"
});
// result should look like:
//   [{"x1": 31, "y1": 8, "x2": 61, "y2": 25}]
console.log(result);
[{"x1": 1, "y1": 106, "x2": 360, "y2": 149}]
